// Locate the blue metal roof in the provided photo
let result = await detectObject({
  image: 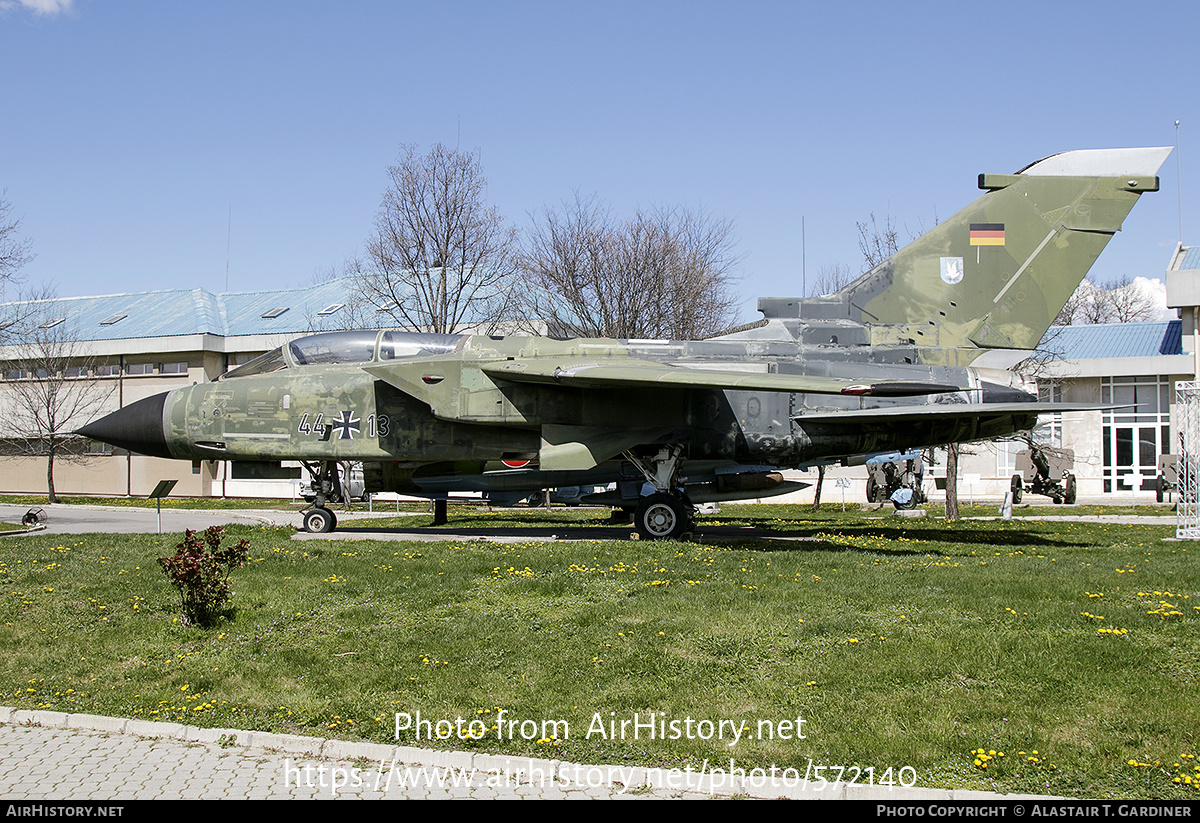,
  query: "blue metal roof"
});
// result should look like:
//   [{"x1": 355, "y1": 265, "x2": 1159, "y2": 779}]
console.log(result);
[
  {"x1": 1047, "y1": 320, "x2": 1182, "y2": 360},
  {"x1": 1180, "y1": 246, "x2": 1200, "y2": 271},
  {"x1": 220, "y1": 281, "x2": 355, "y2": 337},
  {"x1": 1, "y1": 281, "x2": 358, "y2": 342}
]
